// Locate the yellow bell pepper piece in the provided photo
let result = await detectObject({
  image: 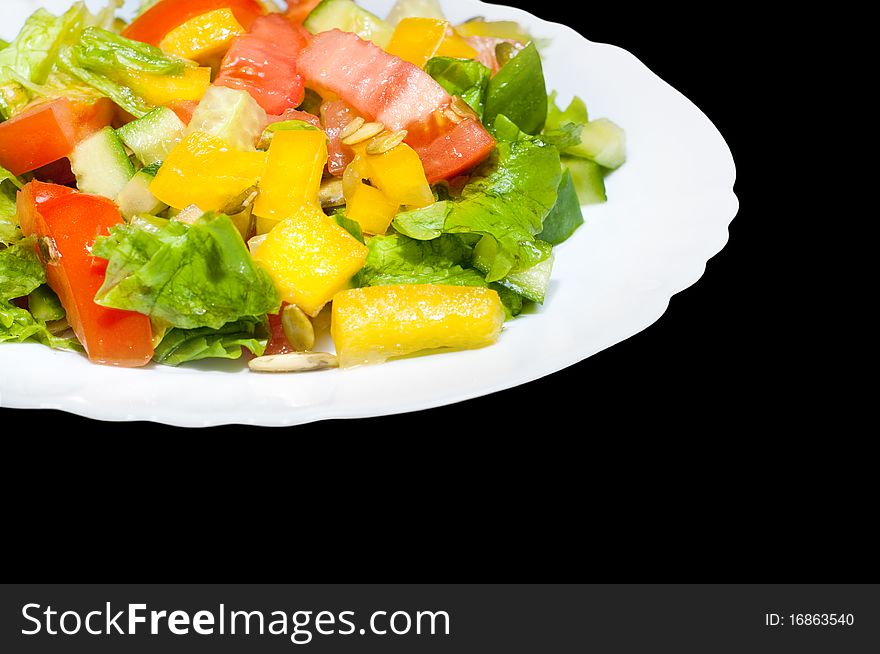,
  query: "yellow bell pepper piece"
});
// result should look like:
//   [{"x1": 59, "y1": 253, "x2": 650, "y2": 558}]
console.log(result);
[
  {"x1": 331, "y1": 285, "x2": 505, "y2": 368},
  {"x1": 351, "y1": 142, "x2": 434, "y2": 208},
  {"x1": 253, "y1": 130, "x2": 328, "y2": 234},
  {"x1": 159, "y1": 9, "x2": 245, "y2": 64},
  {"x1": 150, "y1": 131, "x2": 268, "y2": 211},
  {"x1": 346, "y1": 183, "x2": 399, "y2": 235},
  {"x1": 454, "y1": 20, "x2": 530, "y2": 41},
  {"x1": 385, "y1": 18, "x2": 448, "y2": 68},
  {"x1": 435, "y1": 32, "x2": 478, "y2": 59},
  {"x1": 122, "y1": 67, "x2": 212, "y2": 106},
  {"x1": 254, "y1": 206, "x2": 368, "y2": 317}
]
